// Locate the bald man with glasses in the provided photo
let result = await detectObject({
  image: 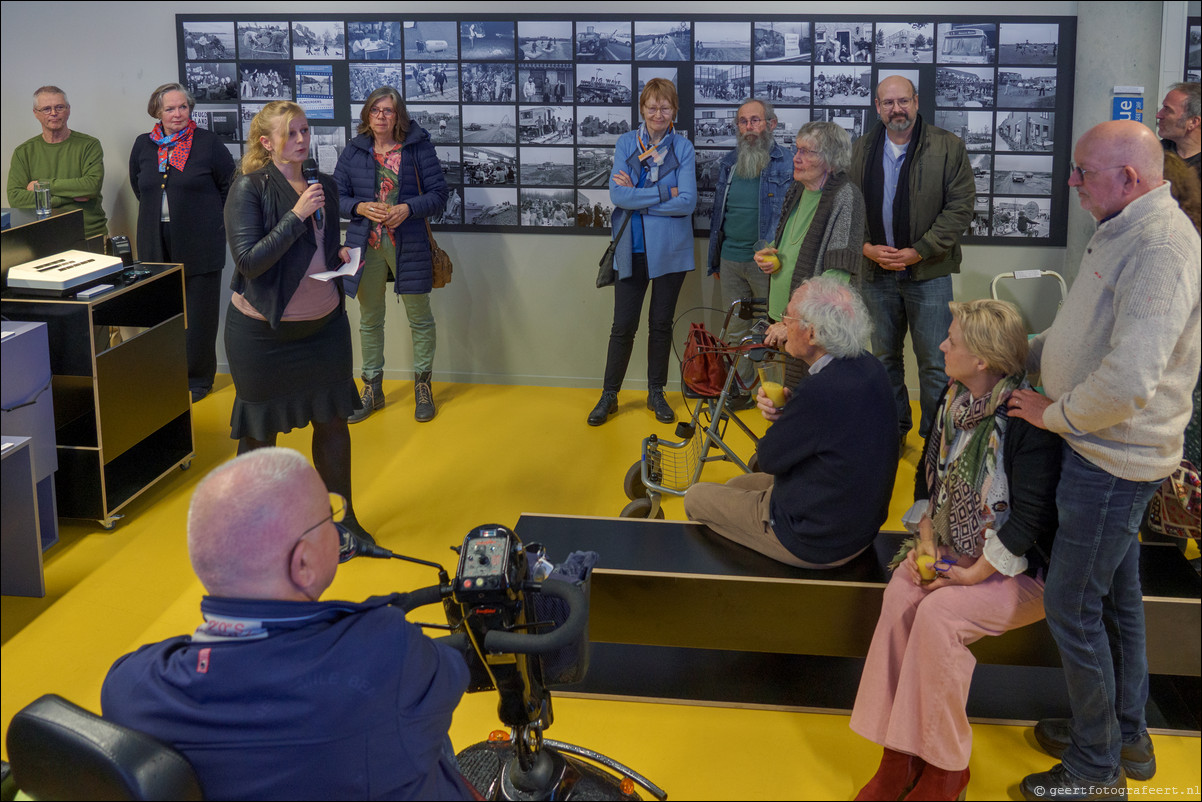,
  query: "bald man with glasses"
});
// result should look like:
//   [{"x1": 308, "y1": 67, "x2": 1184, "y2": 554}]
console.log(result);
[
  {"x1": 7, "y1": 85, "x2": 108, "y2": 244},
  {"x1": 101, "y1": 447, "x2": 474, "y2": 800}
]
